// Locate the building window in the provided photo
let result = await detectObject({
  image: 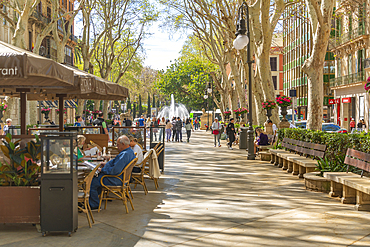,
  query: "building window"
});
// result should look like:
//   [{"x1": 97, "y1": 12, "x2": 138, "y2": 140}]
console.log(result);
[
  {"x1": 64, "y1": 46, "x2": 73, "y2": 65},
  {"x1": 272, "y1": 76, "x2": 277, "y2": 90},
  {"x1": 270, "y1": 57, "x2": 277, "y2": 71},
  {"x1": 359, "y1": 96, "x2": 364, "y2": 120}
]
